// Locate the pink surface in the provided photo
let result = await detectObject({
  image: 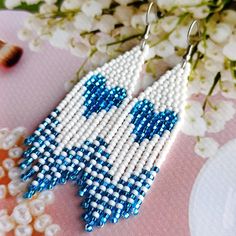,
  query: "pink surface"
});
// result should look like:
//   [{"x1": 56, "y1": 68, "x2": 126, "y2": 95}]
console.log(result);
[{"x1": 0, "y1": 11, "x2": 235, "y2": 236}]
